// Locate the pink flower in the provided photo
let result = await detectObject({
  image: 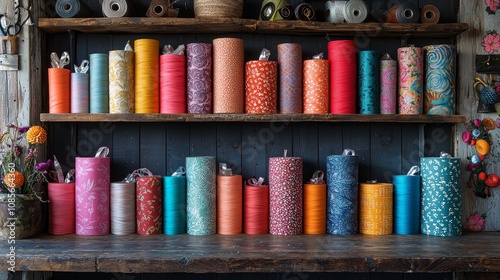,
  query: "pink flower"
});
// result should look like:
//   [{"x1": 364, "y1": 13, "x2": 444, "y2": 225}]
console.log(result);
[
  {"x1": 466, "y1": 163, "x2": 481, "y2": 171},
  {"x1": 462, "y1": 131, "x2": 472, "y2": 143},
  {"x1": 496, "y1": 117, "x2": 500, "y2": 128},
  {"x1": 482, "y1": 33, "x2": 500, "y2": 54},
  {"x1": 474, "y1": 118, "x2": 482, "y2": 128},
  {"x1": 466, "y1": 212, "x2": 486, "y2": 232},
  {"x1": 486, "y1": 0, "x2": 500, "y2": 12}
]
